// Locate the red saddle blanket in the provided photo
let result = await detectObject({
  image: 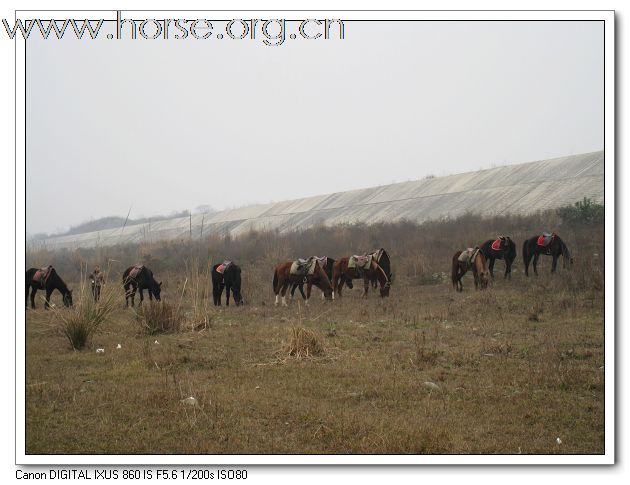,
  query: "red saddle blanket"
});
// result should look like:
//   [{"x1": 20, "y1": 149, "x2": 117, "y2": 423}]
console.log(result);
[
  {"x1": 33, "y1": 266, "x2": 53, "y2": 285},
  {"x1": 537, "y1": 233, "x2": 555, "y2": 247},
  {"x1": 216, "y1": 261, "x2": 232, "y2": 274},
  {"x1": 491, "y1": 239, "x2": 502, "y2": 251}
]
